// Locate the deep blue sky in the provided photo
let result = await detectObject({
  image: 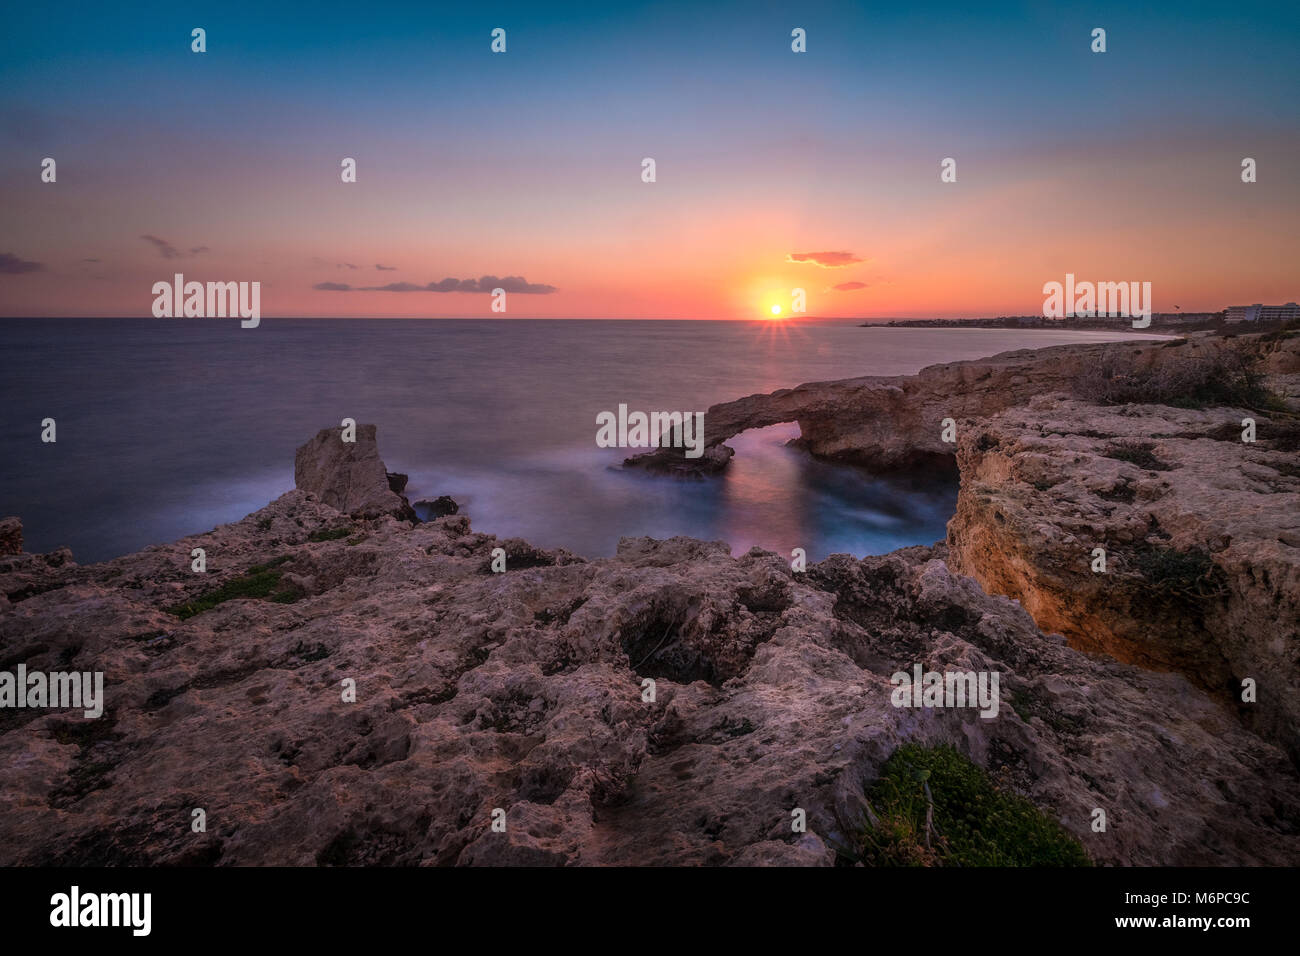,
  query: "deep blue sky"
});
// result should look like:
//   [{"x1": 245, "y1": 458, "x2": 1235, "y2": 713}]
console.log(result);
[{"x1": 2, "y1": 1, "x2": 1297, "y2": 317}]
